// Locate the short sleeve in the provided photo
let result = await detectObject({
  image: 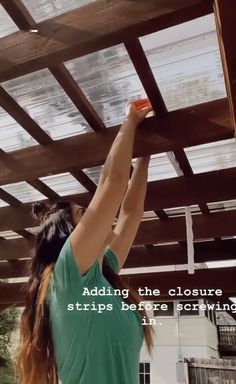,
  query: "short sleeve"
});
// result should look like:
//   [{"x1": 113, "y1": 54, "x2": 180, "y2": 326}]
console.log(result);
[
  {"x1": 50, "y1": 236, "x2": 102, "y2": 295},
  {"x1": 104, "y1": 247, "x2": 120, "y2": 274}
]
